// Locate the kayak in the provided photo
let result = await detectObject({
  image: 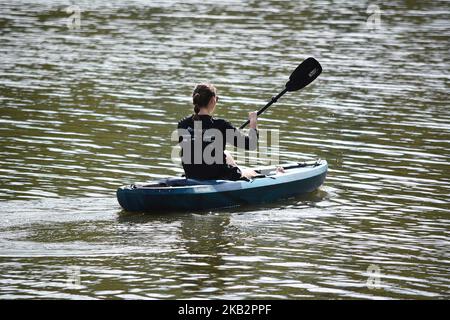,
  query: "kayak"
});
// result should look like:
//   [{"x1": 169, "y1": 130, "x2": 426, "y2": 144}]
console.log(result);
[{"x1": 117, "y1": 159, "x2": 327, "y2": 212}]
